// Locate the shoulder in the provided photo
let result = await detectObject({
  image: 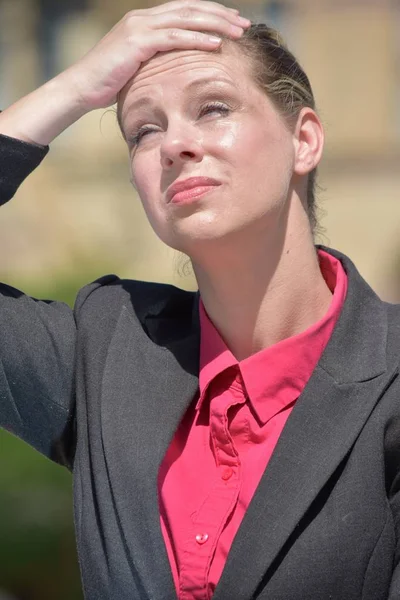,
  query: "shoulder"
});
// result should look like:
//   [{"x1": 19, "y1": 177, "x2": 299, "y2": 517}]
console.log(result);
[{"x1": 74, "y1": 274, "x2": 197, "y2": 324}]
